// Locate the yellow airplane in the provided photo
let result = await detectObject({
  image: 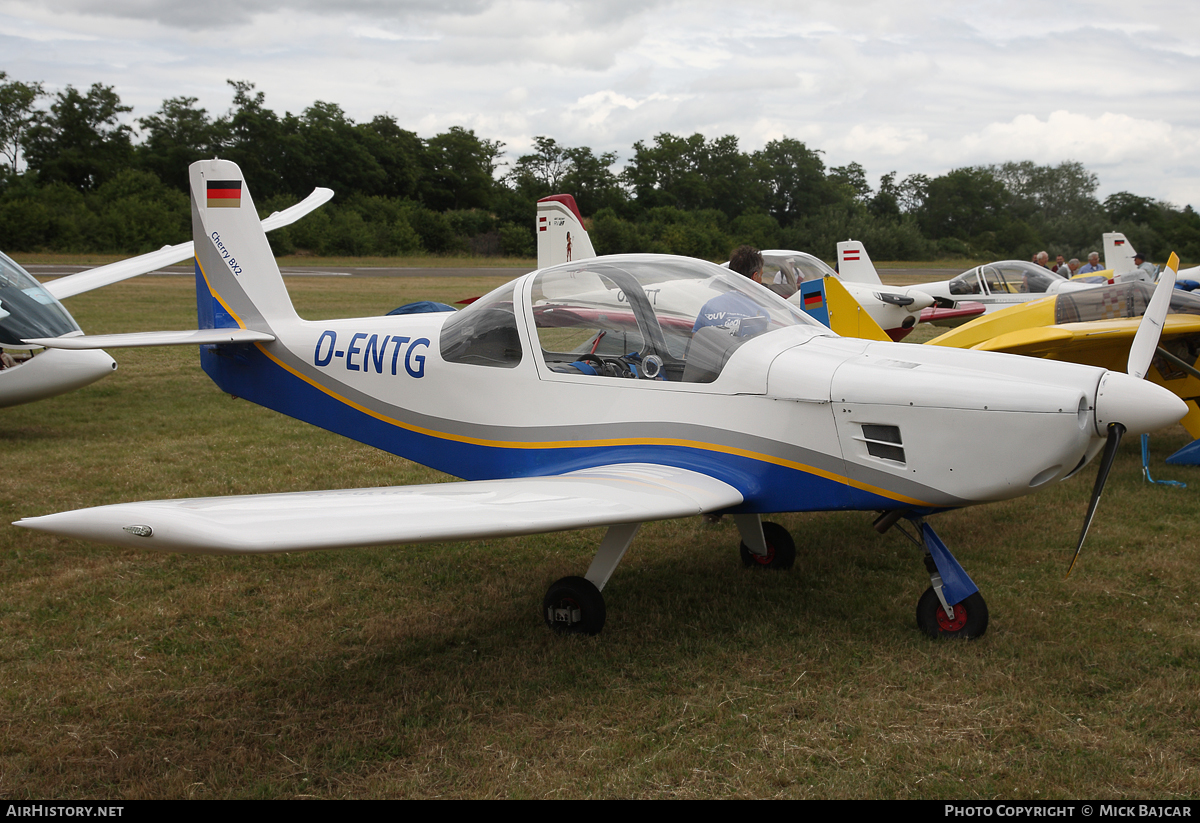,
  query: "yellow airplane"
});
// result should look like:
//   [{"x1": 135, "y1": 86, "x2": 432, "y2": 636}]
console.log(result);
[{"x1": 928, "y1": 253, "x2": 1200, "y2": 461}]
